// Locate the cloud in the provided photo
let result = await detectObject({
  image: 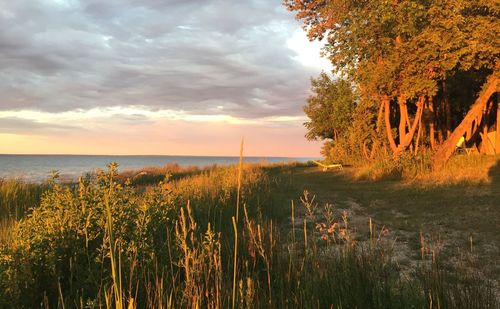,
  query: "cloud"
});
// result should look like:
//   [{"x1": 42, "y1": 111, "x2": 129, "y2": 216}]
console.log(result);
[
  {"x1": 0, "y1": 116, "x2": 323, "y2": 157},
  {"x1": 0, "y1": 0, "x2": 326, "y2": 118},
  {"x1": 0, "y1": 116, "x2": 84, "y2": 134}
]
